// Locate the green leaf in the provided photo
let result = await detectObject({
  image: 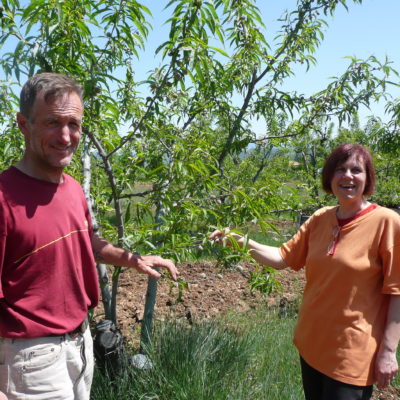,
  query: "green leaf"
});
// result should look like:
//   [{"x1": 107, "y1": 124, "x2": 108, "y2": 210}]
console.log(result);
[{"x1": 207, "y1": 45, "x2": 228, "y2": 57}]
